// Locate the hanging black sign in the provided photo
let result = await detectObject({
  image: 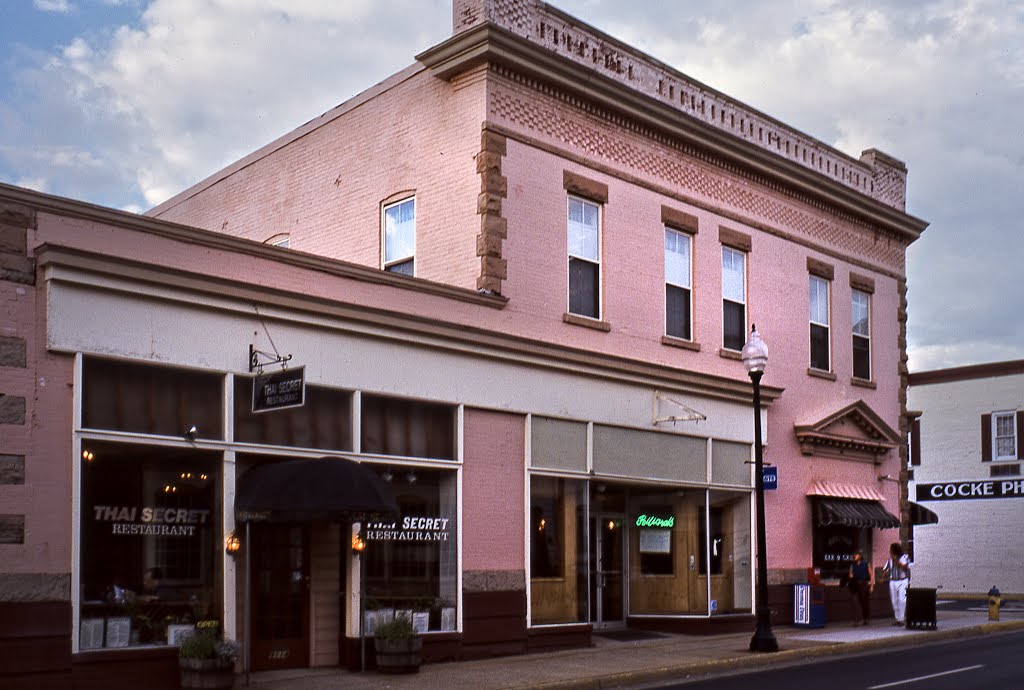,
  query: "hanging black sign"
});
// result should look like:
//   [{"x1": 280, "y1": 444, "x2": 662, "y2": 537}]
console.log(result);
[{"x1": 252, "y1": 366, "x2": 305, "y2": 413}]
